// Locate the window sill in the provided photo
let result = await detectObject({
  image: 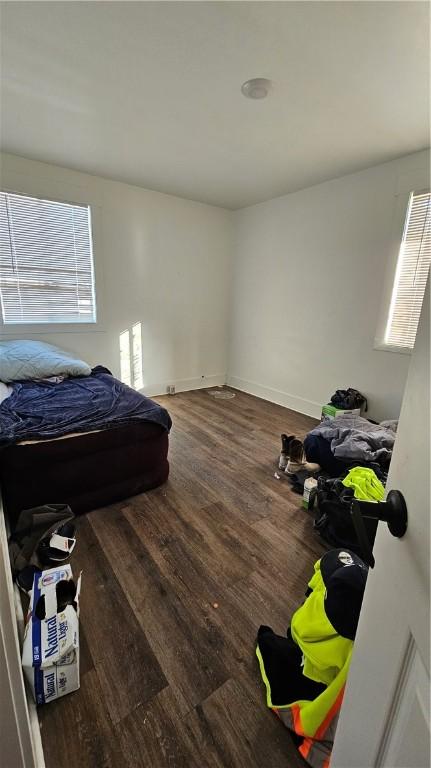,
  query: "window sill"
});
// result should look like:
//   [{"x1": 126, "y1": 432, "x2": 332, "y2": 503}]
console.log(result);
[
  {"x1": 373, "y1": 342, "x2": 412, "y2": 356},
  {"x1": 0, "y1": 322, "x2": 105, "y2": 336}
]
